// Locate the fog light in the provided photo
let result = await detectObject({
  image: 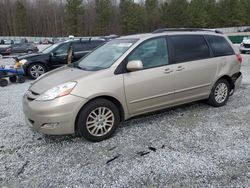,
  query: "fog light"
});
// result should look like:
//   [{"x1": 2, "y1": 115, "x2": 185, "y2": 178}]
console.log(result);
[{"x1": 41, "y1": 123, "x2": 59, "y2": 129}]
